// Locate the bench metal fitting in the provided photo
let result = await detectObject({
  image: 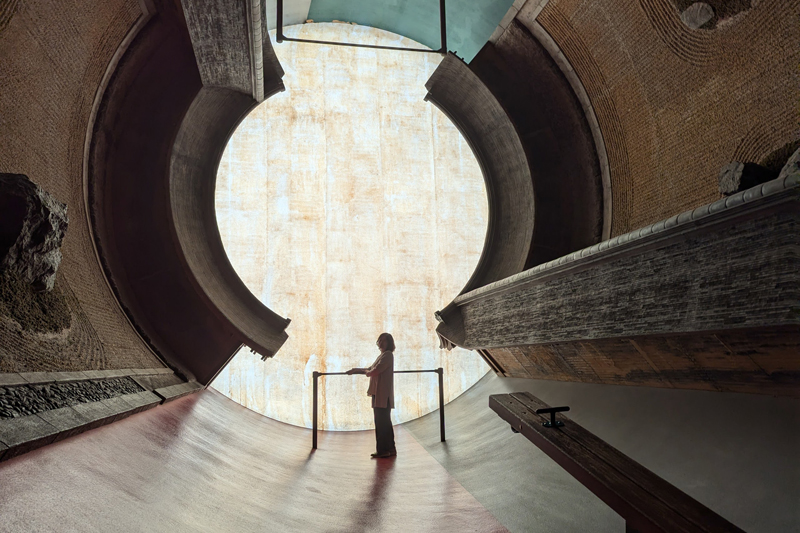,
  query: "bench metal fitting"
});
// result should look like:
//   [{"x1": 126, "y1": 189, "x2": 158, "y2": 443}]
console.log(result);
[{"x1": 535, "y1": 406, "x2": 570, "y2": 428}]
